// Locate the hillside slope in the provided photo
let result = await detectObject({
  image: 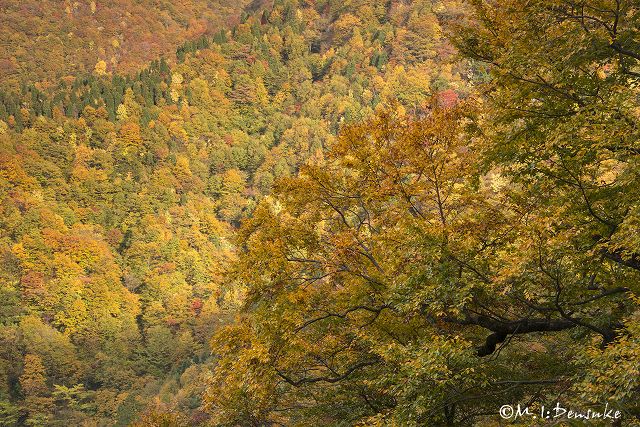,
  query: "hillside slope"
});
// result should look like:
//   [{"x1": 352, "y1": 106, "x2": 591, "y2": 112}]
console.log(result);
[
  {"x1": 0, "y1": 0, "x2": 251, "y2": 88},
  {"x1": 0, "y1": 0, "x2": 474, "y2": 424}
]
